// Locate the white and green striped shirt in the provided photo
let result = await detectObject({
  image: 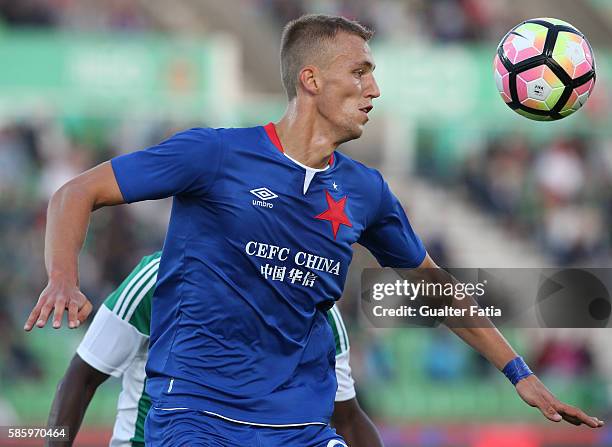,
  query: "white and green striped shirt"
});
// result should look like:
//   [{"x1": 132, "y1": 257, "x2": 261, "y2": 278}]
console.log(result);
[{"x1": 77, "y1": 252, "x2": 354, "y2": 447}]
